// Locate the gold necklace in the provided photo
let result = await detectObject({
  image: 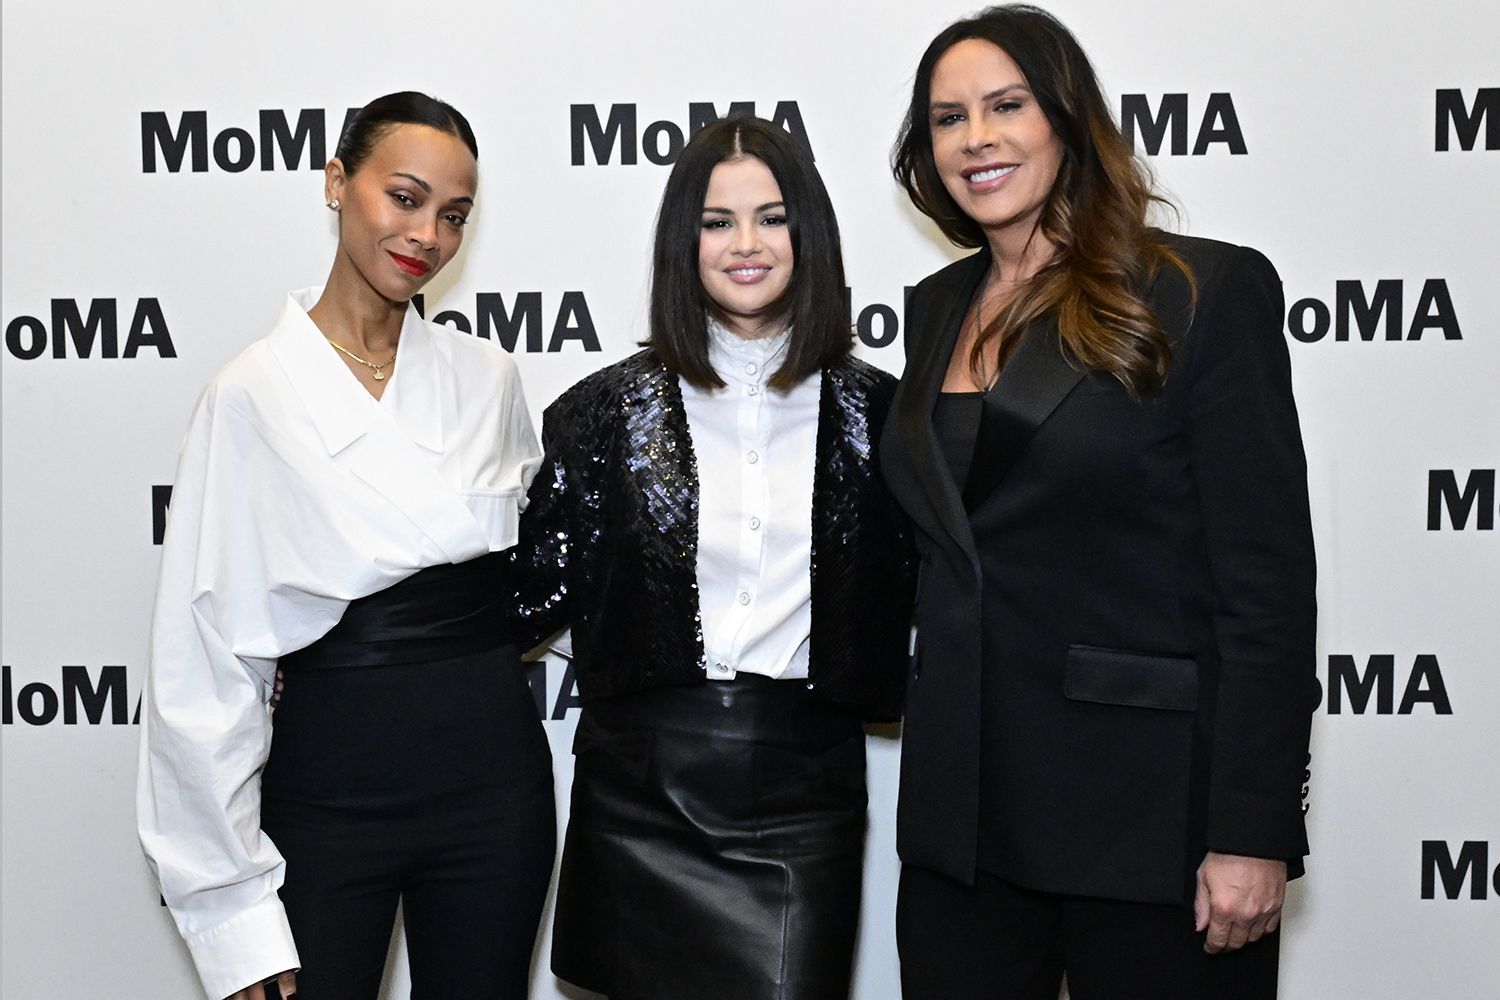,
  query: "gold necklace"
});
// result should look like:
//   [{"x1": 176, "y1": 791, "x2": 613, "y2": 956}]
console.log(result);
[{"x1": 326, "y1": 338, "x2": 397, "y2": 381}]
